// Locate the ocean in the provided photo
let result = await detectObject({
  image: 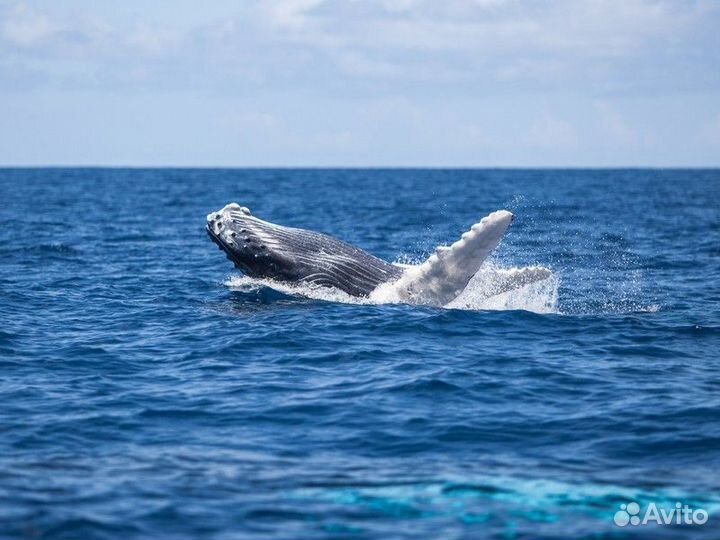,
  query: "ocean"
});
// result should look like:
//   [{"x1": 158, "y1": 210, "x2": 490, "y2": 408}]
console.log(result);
[{"x1": 0, "y1": 168, "x2": 718, "y2": 539}]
